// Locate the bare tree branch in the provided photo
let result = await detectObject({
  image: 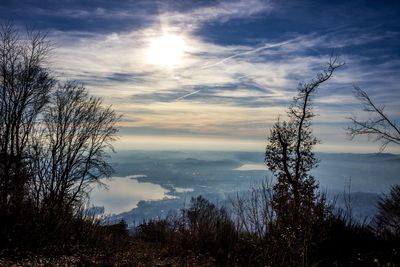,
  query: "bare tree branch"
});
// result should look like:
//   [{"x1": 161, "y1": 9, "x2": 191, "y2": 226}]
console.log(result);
[{"x1": 347, "y1": 86, "x2": 400, "y2": 151}]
